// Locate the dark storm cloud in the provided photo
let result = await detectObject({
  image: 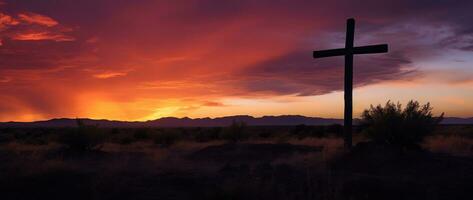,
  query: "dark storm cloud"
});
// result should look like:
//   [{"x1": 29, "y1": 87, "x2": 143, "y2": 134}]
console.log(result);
[{"x1": 239, "y1": 49, "x2": 414, "y2": 96}]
